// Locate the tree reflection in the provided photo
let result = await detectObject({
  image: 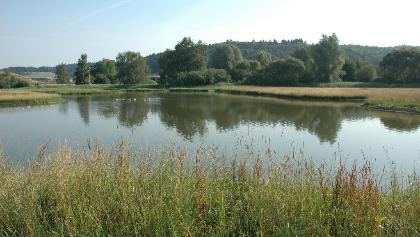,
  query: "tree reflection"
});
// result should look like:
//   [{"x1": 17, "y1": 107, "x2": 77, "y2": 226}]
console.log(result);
[
  {"x1": 58, "y1": 100, "x2": 69, "y2": 115},
  {"x1": 75, "y1": 93, "x2": 420, "y2": 142},
  {"x1": 156, "y1": 94, "x2": 356, "y2": 143},
  {"x1": 118, "y1": 94, "x2": 149, "y2": 128},
  {"x1": 376, "y1": 112, "x2": 420, "y2": 132},
  {"x1": 95, "y1": 94, "x2": 149, "y2": 128},
  {"x1": 158, "y1": 94, "x2": 208, "y2": 140},
  {"x1": 76, "y1": 96, "x2": 90, "y2": 125}
]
